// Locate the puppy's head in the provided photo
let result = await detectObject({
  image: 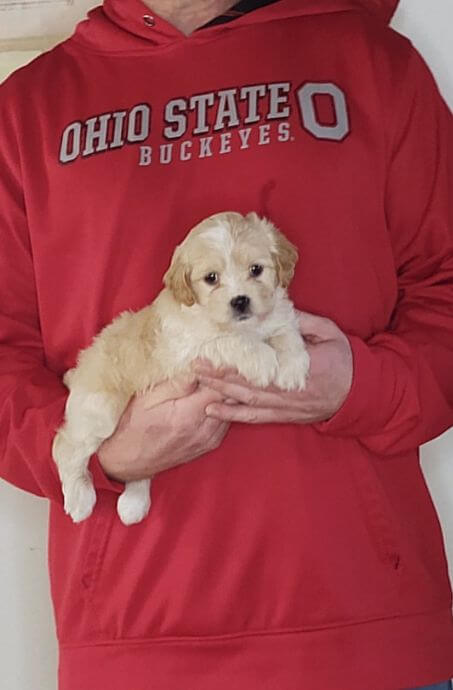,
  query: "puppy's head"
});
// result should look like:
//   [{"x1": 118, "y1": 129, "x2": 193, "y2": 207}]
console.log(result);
[{"x1": 164, "y1": 211, "x2": 298, "y2": 328}]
